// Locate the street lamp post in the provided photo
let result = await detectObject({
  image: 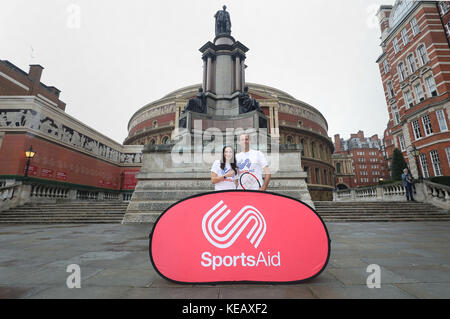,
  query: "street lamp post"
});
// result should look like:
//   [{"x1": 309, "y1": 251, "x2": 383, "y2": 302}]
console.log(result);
[
  {"x1": 410, "y1": 146, "x2": 422, "y2": 181},
  {"x1": 24, "y1": 145, "x2": 36, "y2": 177}
]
